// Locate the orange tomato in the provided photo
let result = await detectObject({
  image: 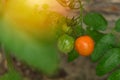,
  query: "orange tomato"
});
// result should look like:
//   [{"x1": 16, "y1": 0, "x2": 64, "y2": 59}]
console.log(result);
[{"x1": 75, "y1": 35, "x2": 94, "y2": 56}]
